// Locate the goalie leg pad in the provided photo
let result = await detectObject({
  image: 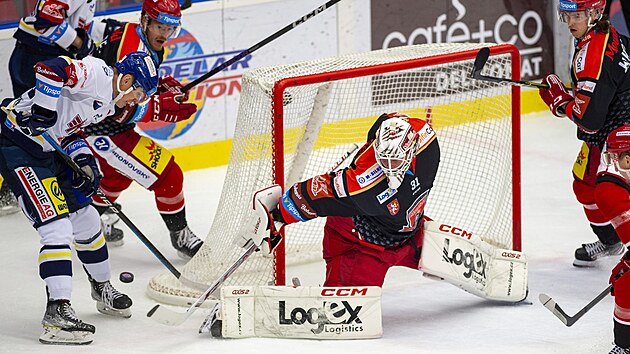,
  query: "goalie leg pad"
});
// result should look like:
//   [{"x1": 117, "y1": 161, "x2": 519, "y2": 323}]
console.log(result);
[
  {"x1": 420, "y1": 221, "x2": 528, "y2": 302},
  {"x1": 214, "y1": 286, "x2": 383, "y2": 339}
]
